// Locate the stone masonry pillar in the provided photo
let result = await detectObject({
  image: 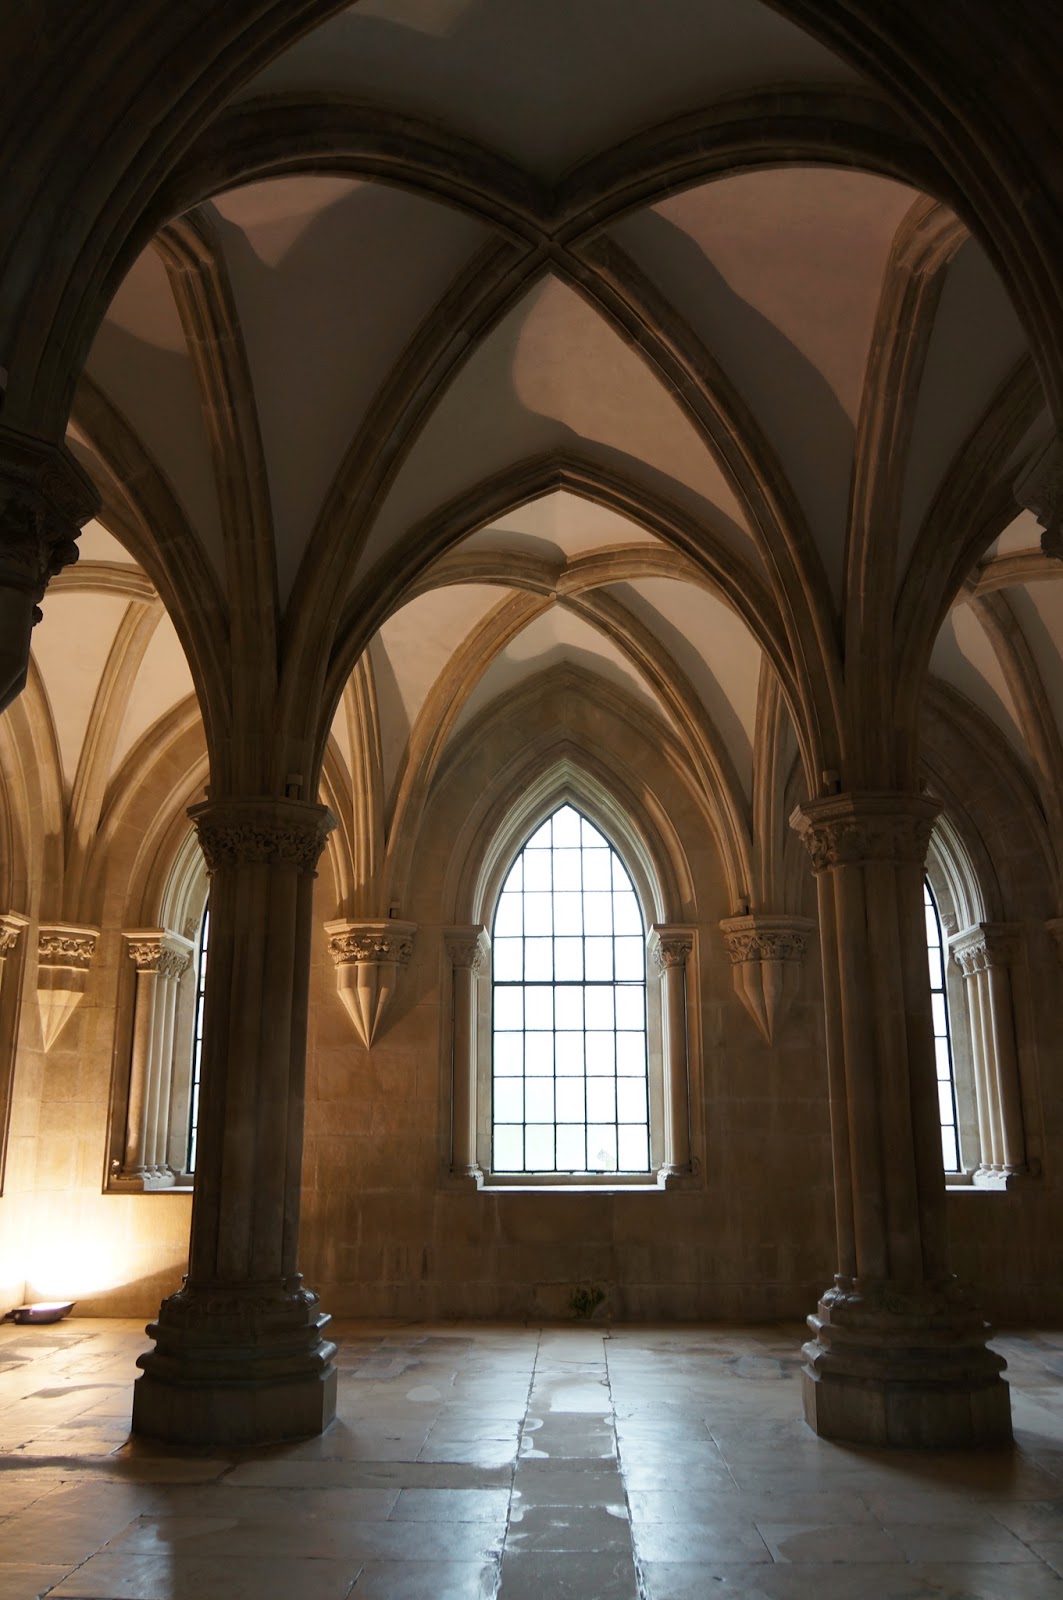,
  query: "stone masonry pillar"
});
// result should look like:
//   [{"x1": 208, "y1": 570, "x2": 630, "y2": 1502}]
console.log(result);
[
  {"x1": 132, "y1": 797, "x2": 338, "y2": 1446},
  {"x1": 790, "y1": 792, "x2": 1011, "y2": 1447}
]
